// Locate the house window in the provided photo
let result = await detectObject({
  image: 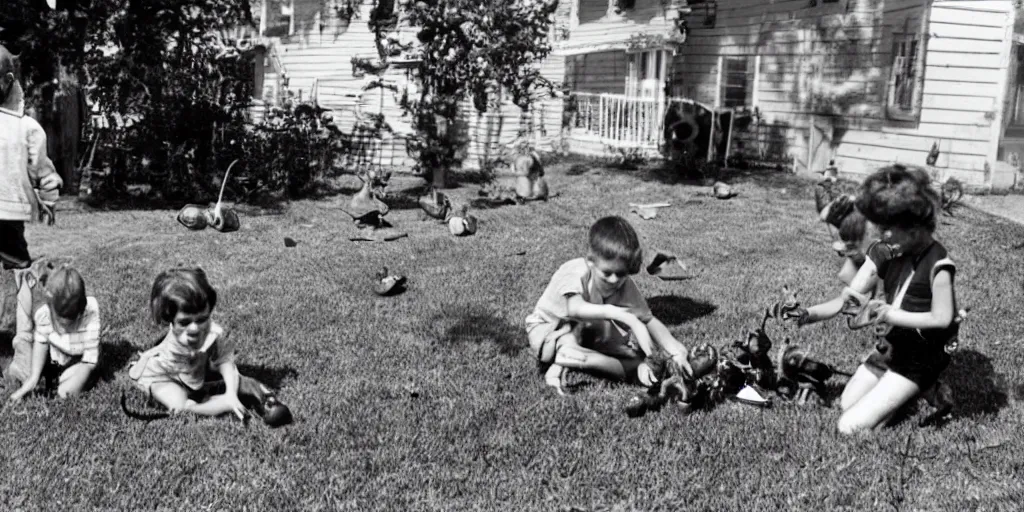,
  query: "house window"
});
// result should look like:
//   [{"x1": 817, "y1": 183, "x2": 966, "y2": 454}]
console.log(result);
[
  {"x1": 889, "y1": 35, "x2": 919, "y2": 111},
  {"x1": 719, "y1": 56, "x2": 753, "y2": 108},
  {"x1": 626, "y1": 50, "x2": 670, "y2": 98}
]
